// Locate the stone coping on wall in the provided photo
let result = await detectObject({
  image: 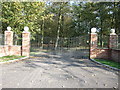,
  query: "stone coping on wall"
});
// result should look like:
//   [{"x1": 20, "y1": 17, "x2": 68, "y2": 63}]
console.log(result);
[
  {"x1": 110, "y1": 49, "x2": 120, "y2": 51},
  {"x1": 0, "y1": 45, "x2": 21, "y2": 46},
  {"x1": 97, "y1": 48, "x2": 120, "y2": 51},
  {"x1": 97, "y1": 47, "x2": 109, "y2": 49}
]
